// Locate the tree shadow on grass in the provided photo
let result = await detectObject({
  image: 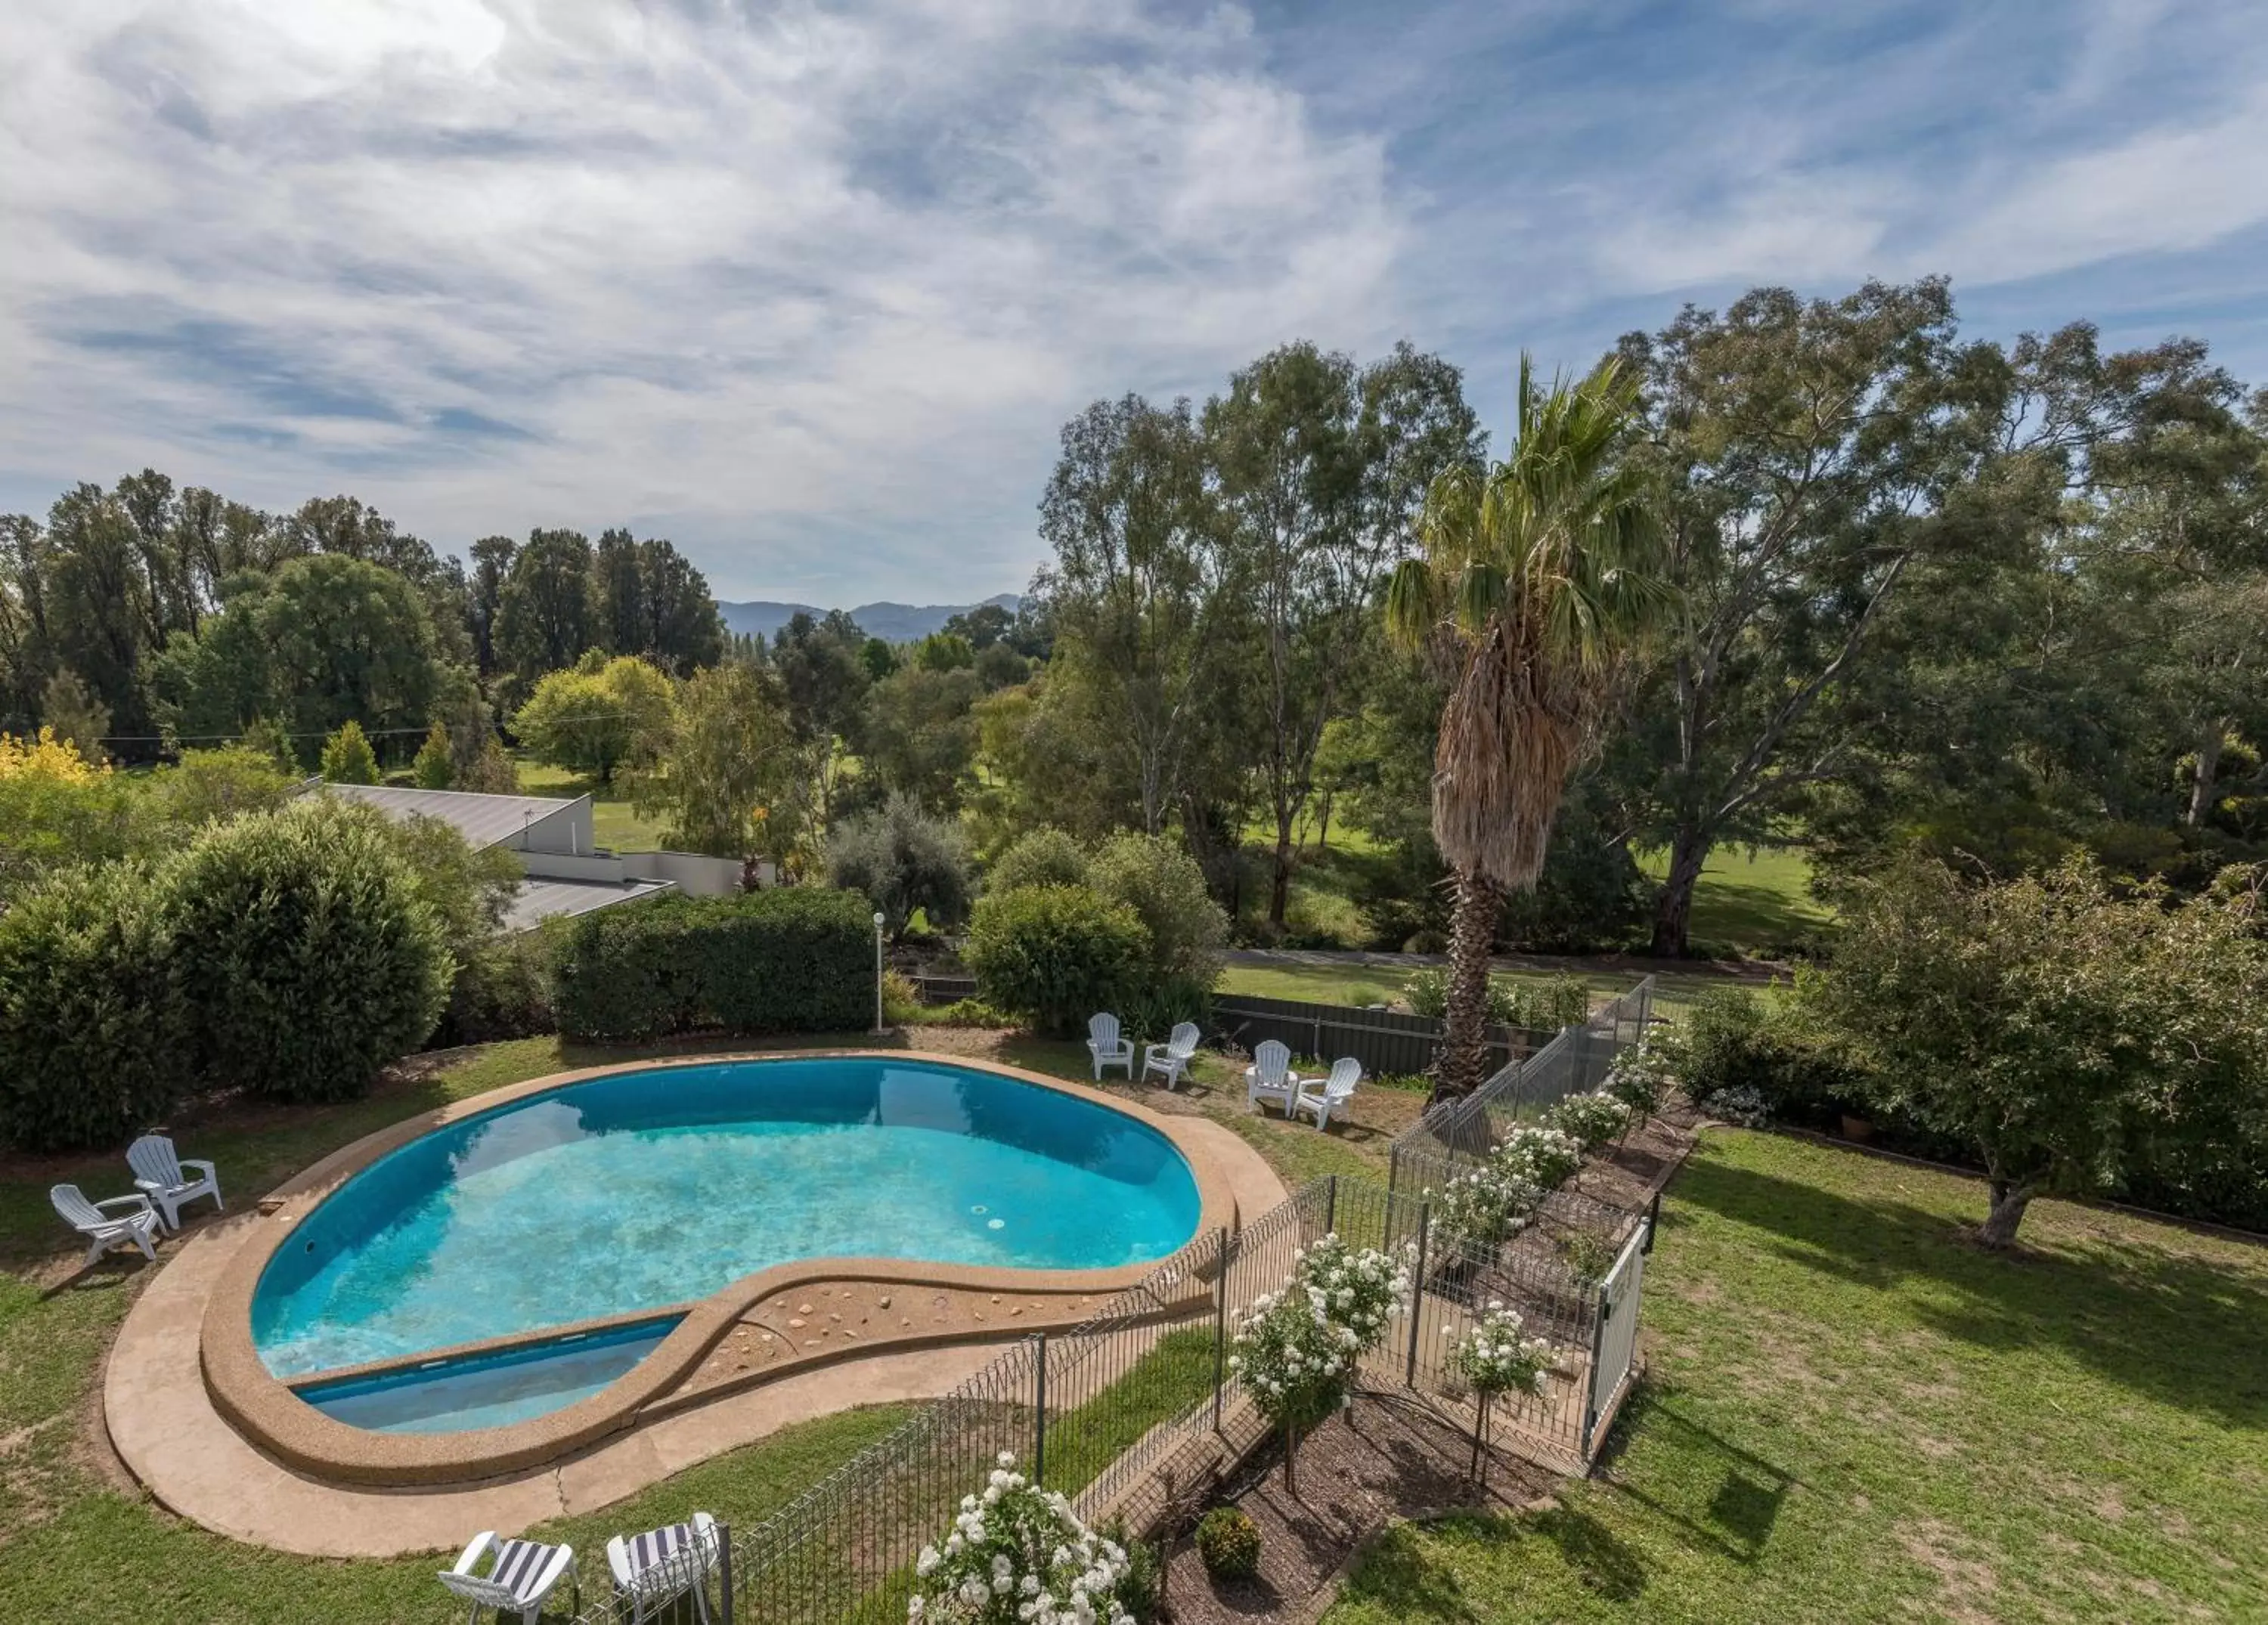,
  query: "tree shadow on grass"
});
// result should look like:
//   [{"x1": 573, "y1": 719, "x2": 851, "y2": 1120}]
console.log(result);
[
  {"x1": 1668, "y1": 1147, "x2": 2268, "y2": 1428},
  {"x1": 1591, "y1": 1385, "x2": 1796, "y2": 1568},
  {"x1": 1334, "y1": 1519, "x2": 1476, "y2": 1622}
]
